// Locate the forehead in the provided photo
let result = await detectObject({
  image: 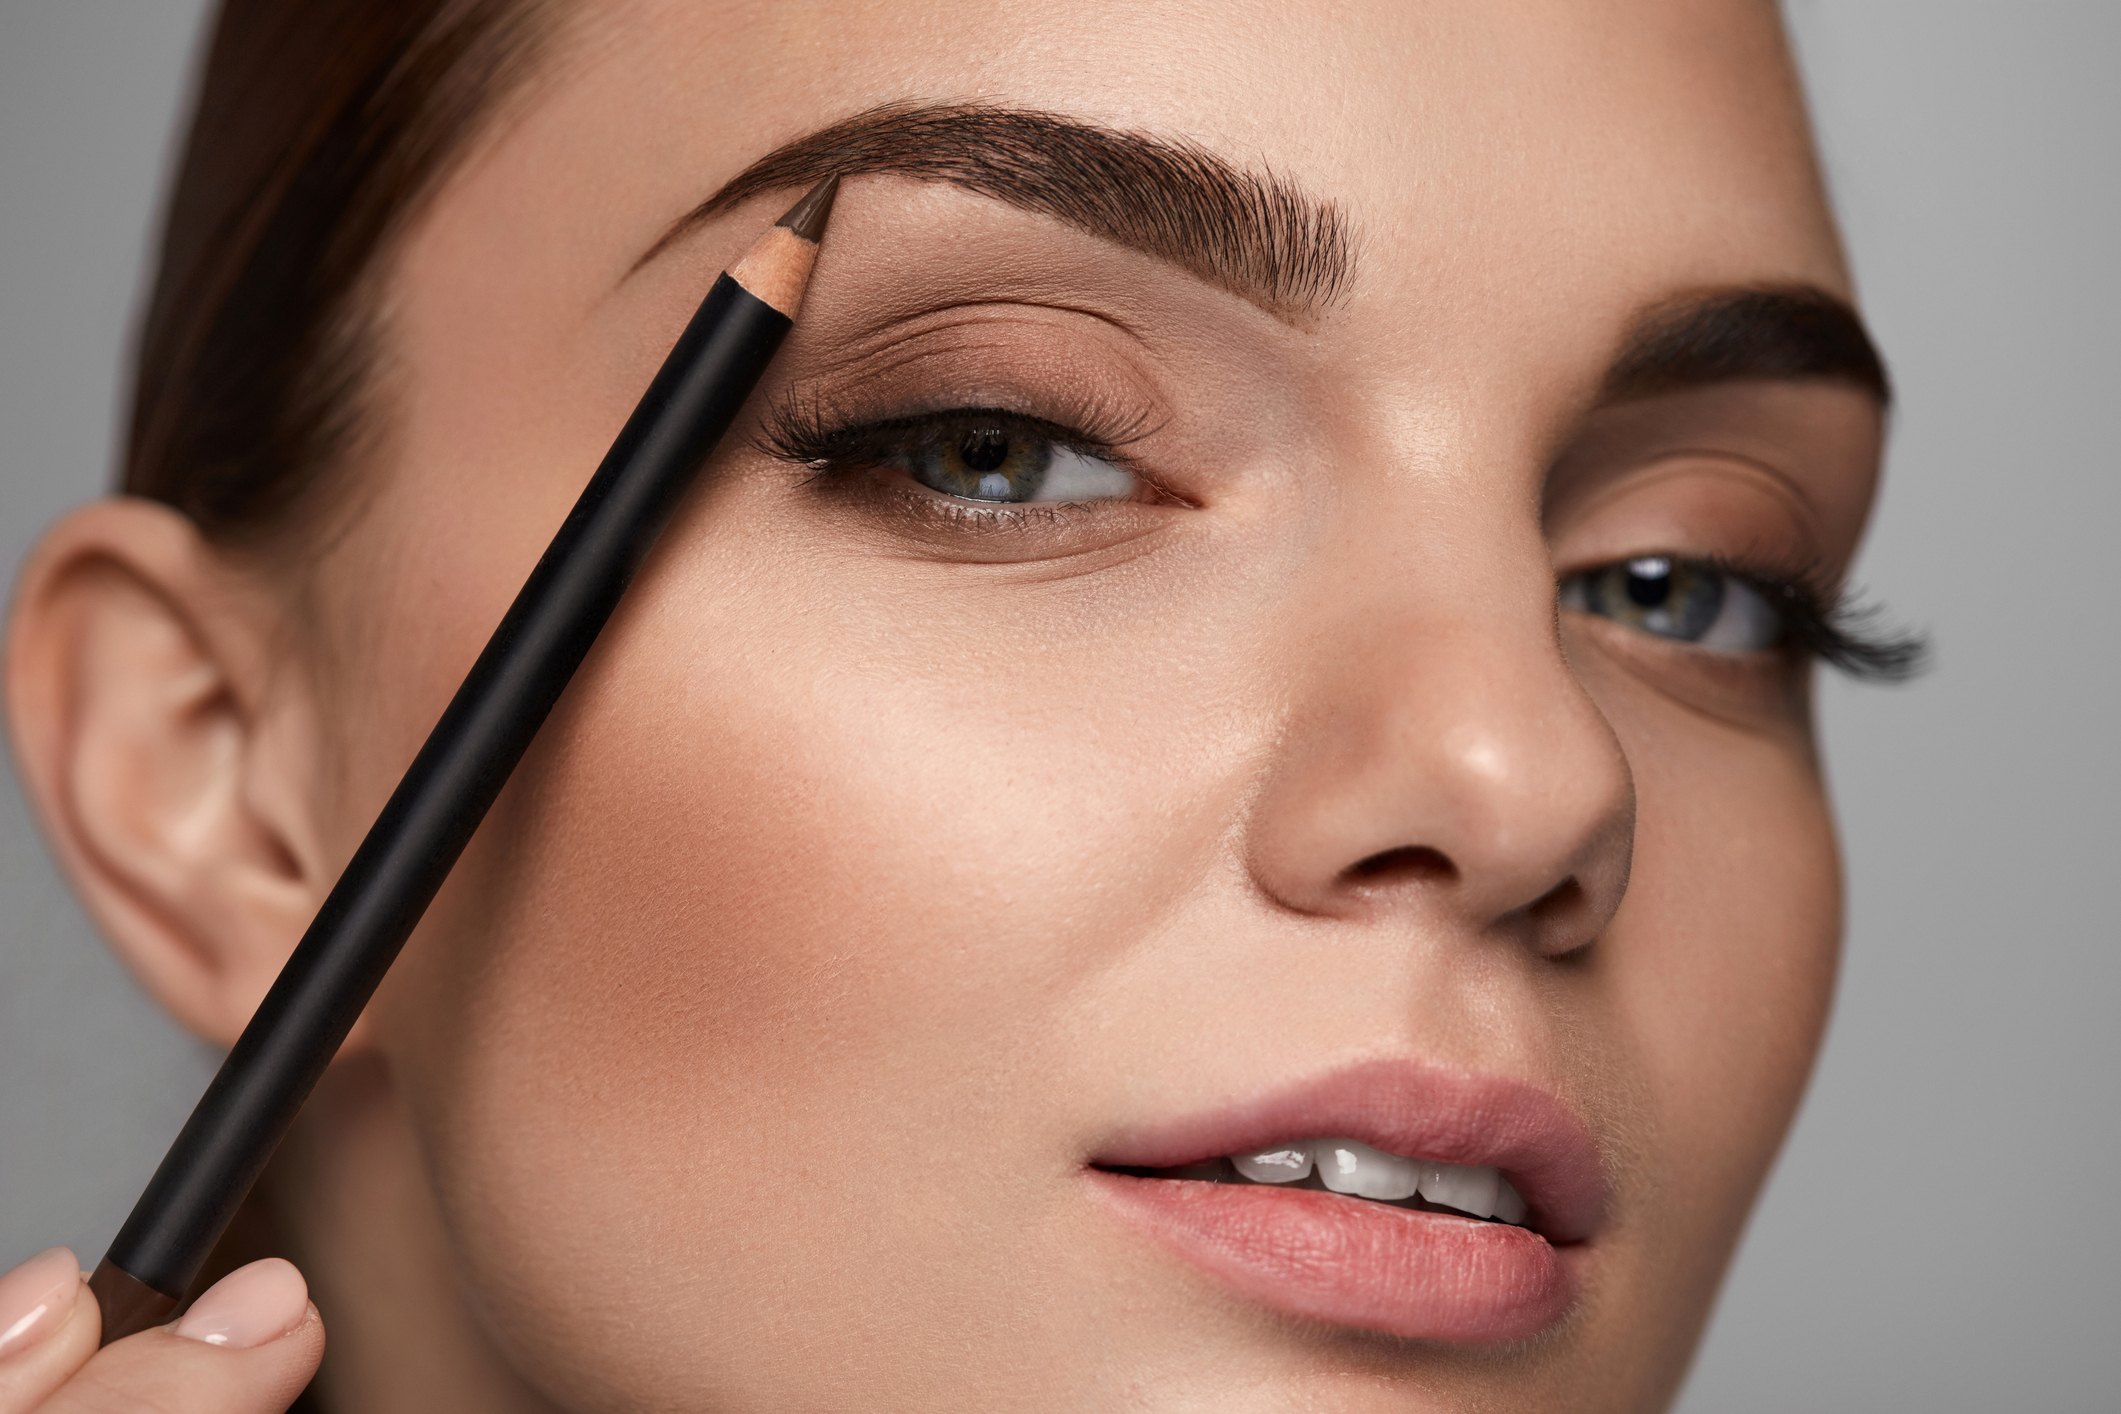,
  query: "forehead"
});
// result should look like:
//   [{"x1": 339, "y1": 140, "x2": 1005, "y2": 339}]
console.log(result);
[{"x1": 552, "y1": 0, "x2": 1846, "y2": 297}]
